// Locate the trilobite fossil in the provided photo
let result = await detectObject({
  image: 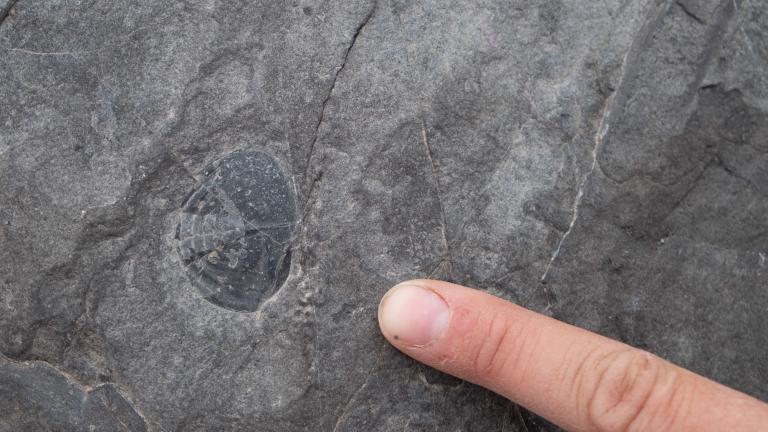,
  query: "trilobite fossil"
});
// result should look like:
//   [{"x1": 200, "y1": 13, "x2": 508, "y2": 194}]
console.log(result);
[{"x1": 176, "y1": 151, "x2": 296, "y2": 312}]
